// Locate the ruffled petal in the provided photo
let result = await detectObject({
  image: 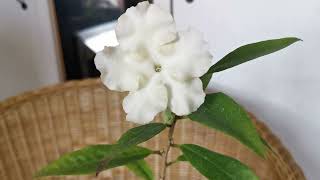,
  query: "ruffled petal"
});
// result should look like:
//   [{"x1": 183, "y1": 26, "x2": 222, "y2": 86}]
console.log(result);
[
  {"x1": 123, "y1": 75, "x2": 168, "y2": 124},
  {"x1": 115, "y1": 1, "x2": 177, "y2": 51},
  {"x1": 162, "y1": 73, "x2": 205, "y2": 116},
  {"x1": 94, "y1": 46, "x2": 154, "y2": 92},
  {"x1": 161, "y1": 29, "x2": 212, "y2": 81}
]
